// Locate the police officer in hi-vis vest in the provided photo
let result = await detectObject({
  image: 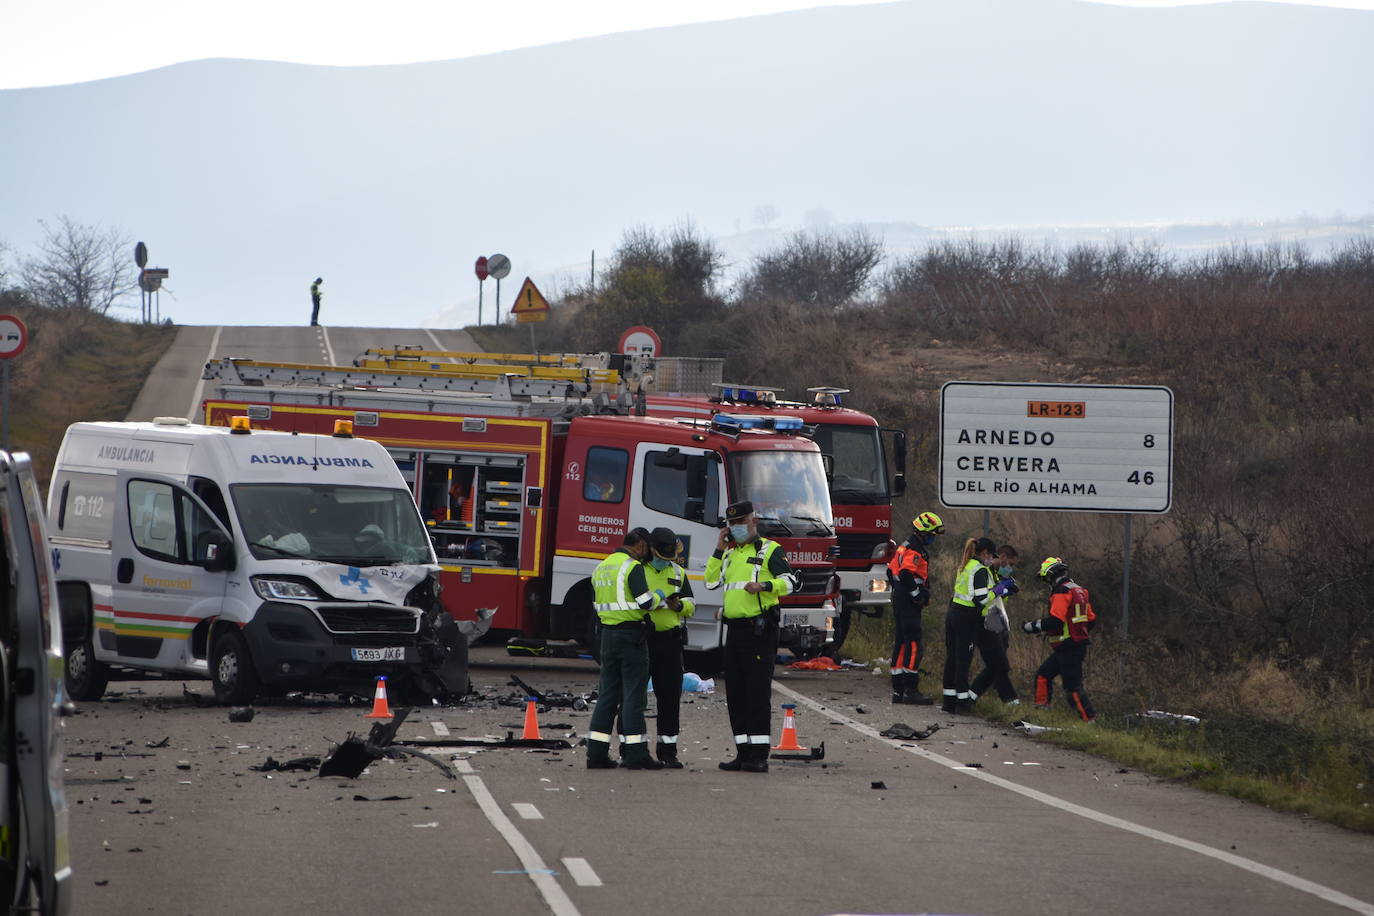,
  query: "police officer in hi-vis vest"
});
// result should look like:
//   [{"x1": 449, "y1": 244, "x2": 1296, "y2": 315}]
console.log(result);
[
  {"x1": 644, "y1": 527, "x2": 695, "y2": 768},
  {"x1": 586, "y1": 528, "x2": 666, "y2": 770},
  {"x1": 705, "y1": 501, "x2": 800, "y2": 773}
]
